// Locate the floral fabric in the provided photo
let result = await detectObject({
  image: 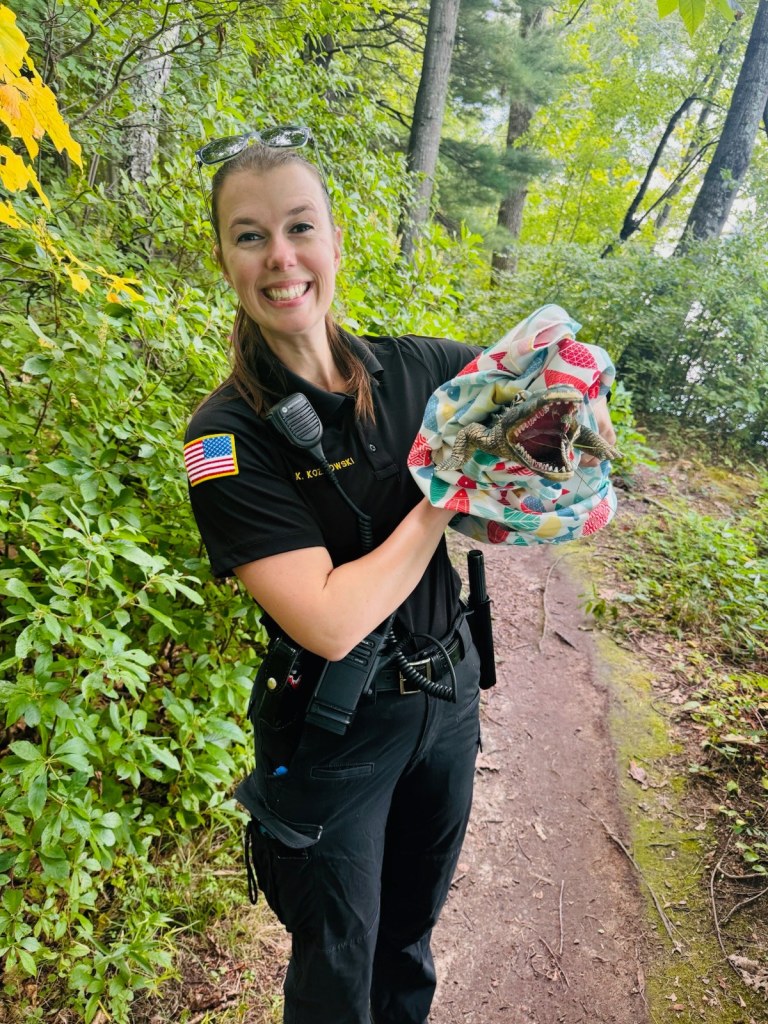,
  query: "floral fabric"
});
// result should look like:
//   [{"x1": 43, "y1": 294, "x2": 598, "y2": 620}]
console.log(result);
[{"x1": 407, "y1": 304, "x2": 618, "y2": 545}]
